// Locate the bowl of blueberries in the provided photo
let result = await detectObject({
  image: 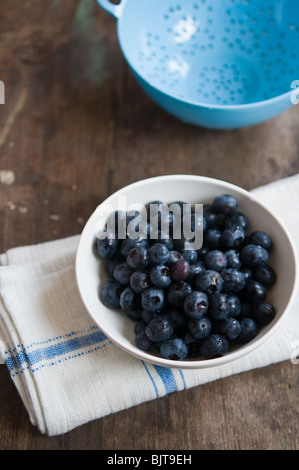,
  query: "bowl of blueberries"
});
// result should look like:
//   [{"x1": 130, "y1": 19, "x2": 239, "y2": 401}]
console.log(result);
[{"x1": 76, "y1": 175, "x2": 298, "y2": 369}]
